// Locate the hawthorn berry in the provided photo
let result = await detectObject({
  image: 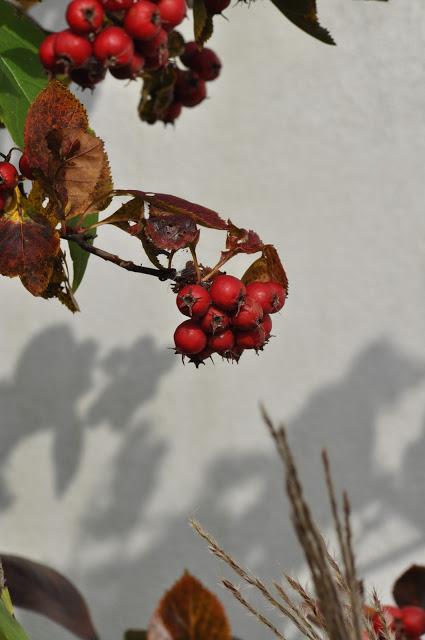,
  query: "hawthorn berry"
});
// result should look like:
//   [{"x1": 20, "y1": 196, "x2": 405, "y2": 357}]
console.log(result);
[
  {"x1": 19, "y1": 153, "x2": 34, "y2": 180},
  {"x1": 174, "y1": 70, "x2": 206, "y2": 107},
  {"x1": 94, "y1": 26, "x2": 134, "y2": 66},
  {"x1": 124, "y1": 2, "x2": 162, "y2": 41},
  {"x1": 54, "y1": 30, "x2": 93, "y2": 67},
  {"x1": 66, "y1": 0, "x2": 105, "y2": 34},
  {"x1": 231, "y1": 296, "x2": 263, "y2": 330},
  {"x1": 204, "y1": 0, "x2": 230, "y2": 14},
  {"x1": 144, "y1": 47, "x2": 169, "y2": 70},
  {"x1": 262, "y1": 313, "x2": 272, "y2": 338},
  {"x1": 174, "y1": 320, "x2": 207, "y2": 355},
  {"x1": 208, "y1": 329, "x2": 235, "y2": 354},
  {"x1": 181, "y1": 44, "x2": 221, "y2": 81},
  {"x1": 245, "y1": 280, "x2": 286, "y2": 314},
  {"x1": 235, "y1": 325, "x2": 266, "y2": 351},
  {"x1": 209, "y1": 274, "x2": 246, "y2": 312},
  {"x1": 180, "y1": 41, "x2": 198, "y2": 67},
  {"x1": 39, "y1": 33, "x2": 60, "y2": 72},
  {"x1": 101, "y1": 0, "x2": 134, "y2": 9},
  {"x1": 161, "y1": 101, "x2": 182, "y2": 124},
  {"x1": 401, "y1": 607, "x2": 425, "y2": 637},
  {"x1": 109, "y1": 52, "x2": 145, "y2": 78},
  {"x1": 176, "y1": 284, "x2": 211, "y2": 318},
  {"x1": 135, "y1": 28, "x2": 168, "y2": 56},
  {"x1": 157, "y1": 0, "x2": 186, "y2": 29},
  {"x1": 0, "y1": 162, "x2": 18, "y2": 192},
  {"x1": 200, "y1": 306, "x2": 229, "y2": 334}
]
